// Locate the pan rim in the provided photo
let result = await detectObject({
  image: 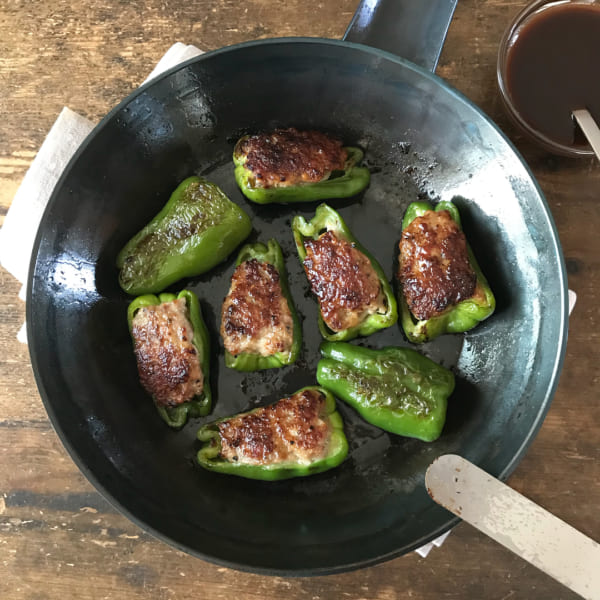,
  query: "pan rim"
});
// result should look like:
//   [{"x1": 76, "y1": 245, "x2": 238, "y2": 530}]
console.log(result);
[{"x1": 26, "y1": 36, "x2": 569, "y2": 575}]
